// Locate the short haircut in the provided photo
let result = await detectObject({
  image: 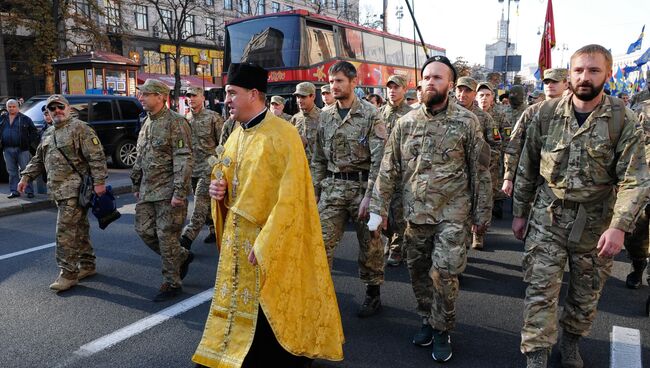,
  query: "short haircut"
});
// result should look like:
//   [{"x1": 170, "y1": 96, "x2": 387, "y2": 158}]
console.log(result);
[
  {"x1": 6, "y1": 99, "x2": 18, "y2": 107},
  {"x1": 570, "y1": 44, "x2": 613, "y2": 71},
  {"x1": 499, "y1": 92, "x2": 509, "y2": 102},
  {"x1": 617, "y1": 92, "x2": 628, "y2": 98},
  {"x1": 329, "y1": 61, "x2": 357, "y2": 80},
  {"x1": 367, "y1": 93, "x2": 383, "y2": 105}
]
